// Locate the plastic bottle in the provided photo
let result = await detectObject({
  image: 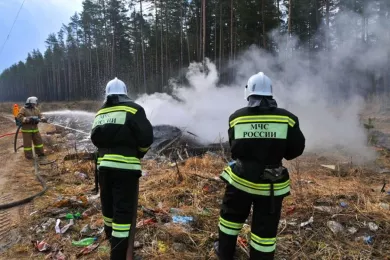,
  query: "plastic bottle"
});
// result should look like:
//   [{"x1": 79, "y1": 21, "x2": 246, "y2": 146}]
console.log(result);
[{"x1": 72, "y1": 237, "x2": 97, "y2": 247}]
